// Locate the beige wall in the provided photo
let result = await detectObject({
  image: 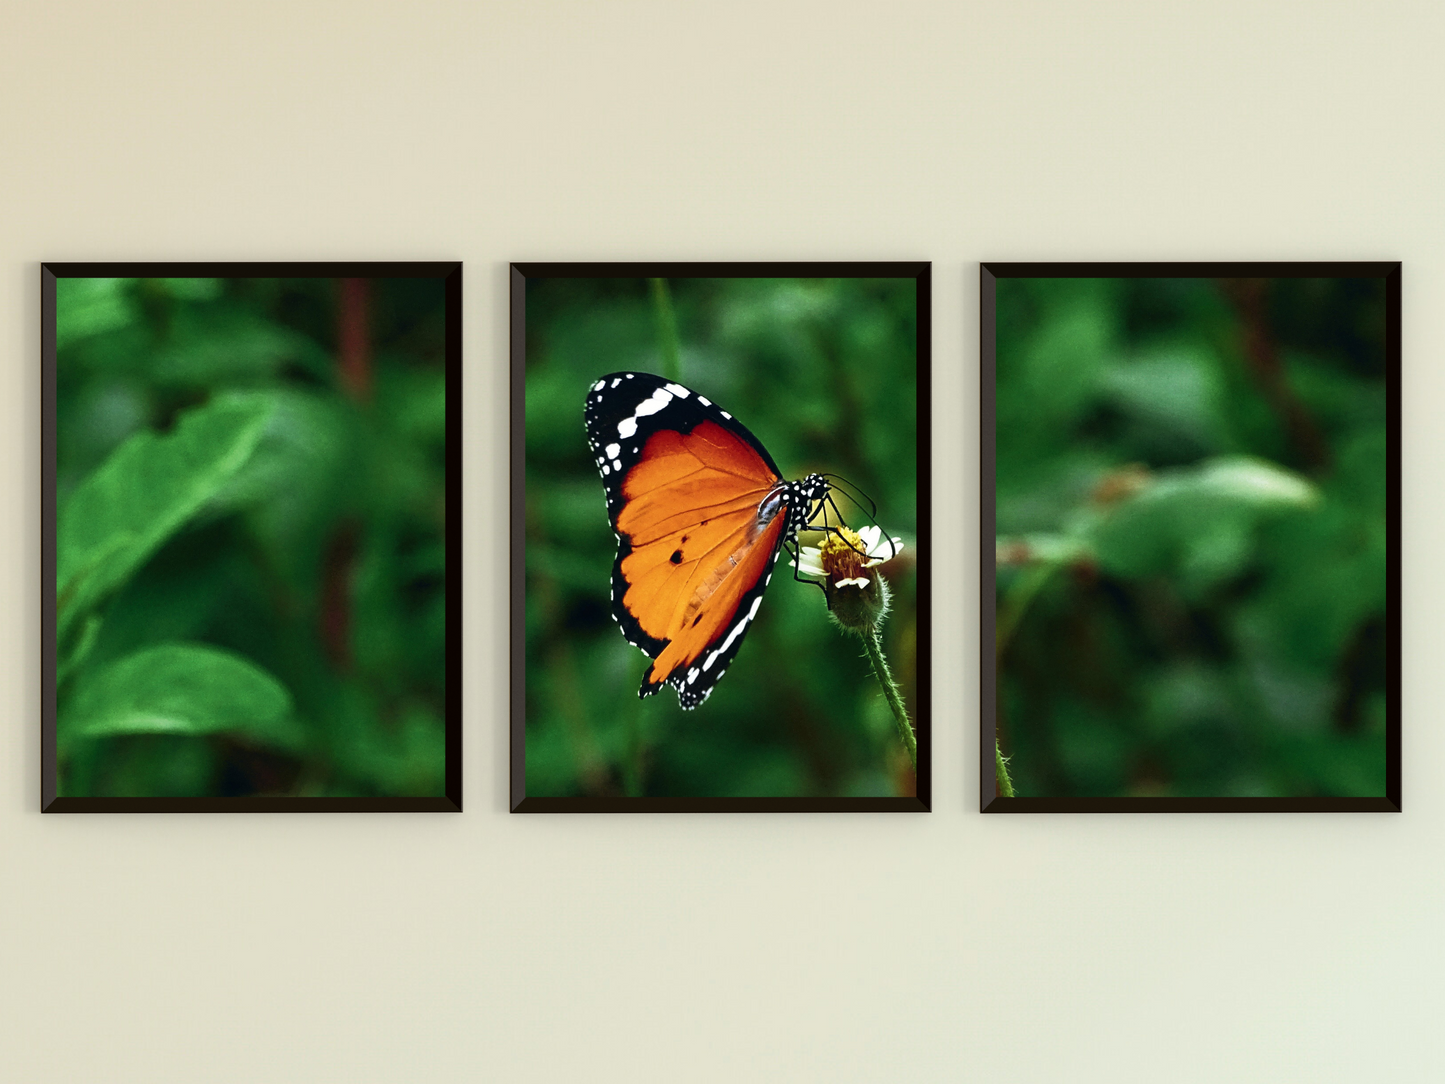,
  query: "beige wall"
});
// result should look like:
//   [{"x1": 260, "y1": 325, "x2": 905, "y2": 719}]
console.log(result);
[{"x1": 4, "y1": 2, "x2": 1440, "y2": 1080}]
